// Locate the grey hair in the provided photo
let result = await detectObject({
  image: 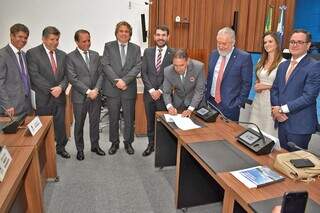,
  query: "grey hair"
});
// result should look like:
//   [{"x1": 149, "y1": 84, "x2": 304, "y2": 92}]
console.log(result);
[{"x1": 217, "y1": 27, "x2": 236, "y2": 45}]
